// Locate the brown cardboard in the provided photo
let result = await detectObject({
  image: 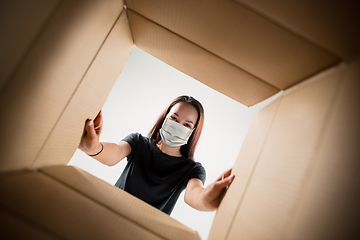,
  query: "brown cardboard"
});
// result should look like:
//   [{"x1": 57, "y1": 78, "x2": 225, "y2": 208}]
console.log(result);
[
  {"x1": 209, "y1": 96, "x2": 282, "y2": 240},
  {"x1": 0, "y1": 166, "x2": 201, "y2": 240},
  {"x1": 209, "y1": 59, "x2": 360, "y2": 239},
  {"x1": 126, "y1": 0, "x2": 338, "y2": 91},
  {"x1": 32, "y1": 10, "x2": 134, "y2": 169},
  {"x1": 281, "y1": 59, "x2": 360, "y2": 240},
  {"x1": 127, "y1": 9, "x2": 279, "y2": 106},
  {"x1": 0, "y1": 0, "x2": 126, "y2": 172},
  {"x1": 0, "y1": 0, "x2": 59, "y2": 91},
  {"x1": 41, "y1": 165, "x2": 201, "y2": 239},
  {"x1": 0, "y1": 206, "x2": 59, "y2": 239},
  {"x1": 234, "y1": 0, "x2": 360, "y2": 59}
]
